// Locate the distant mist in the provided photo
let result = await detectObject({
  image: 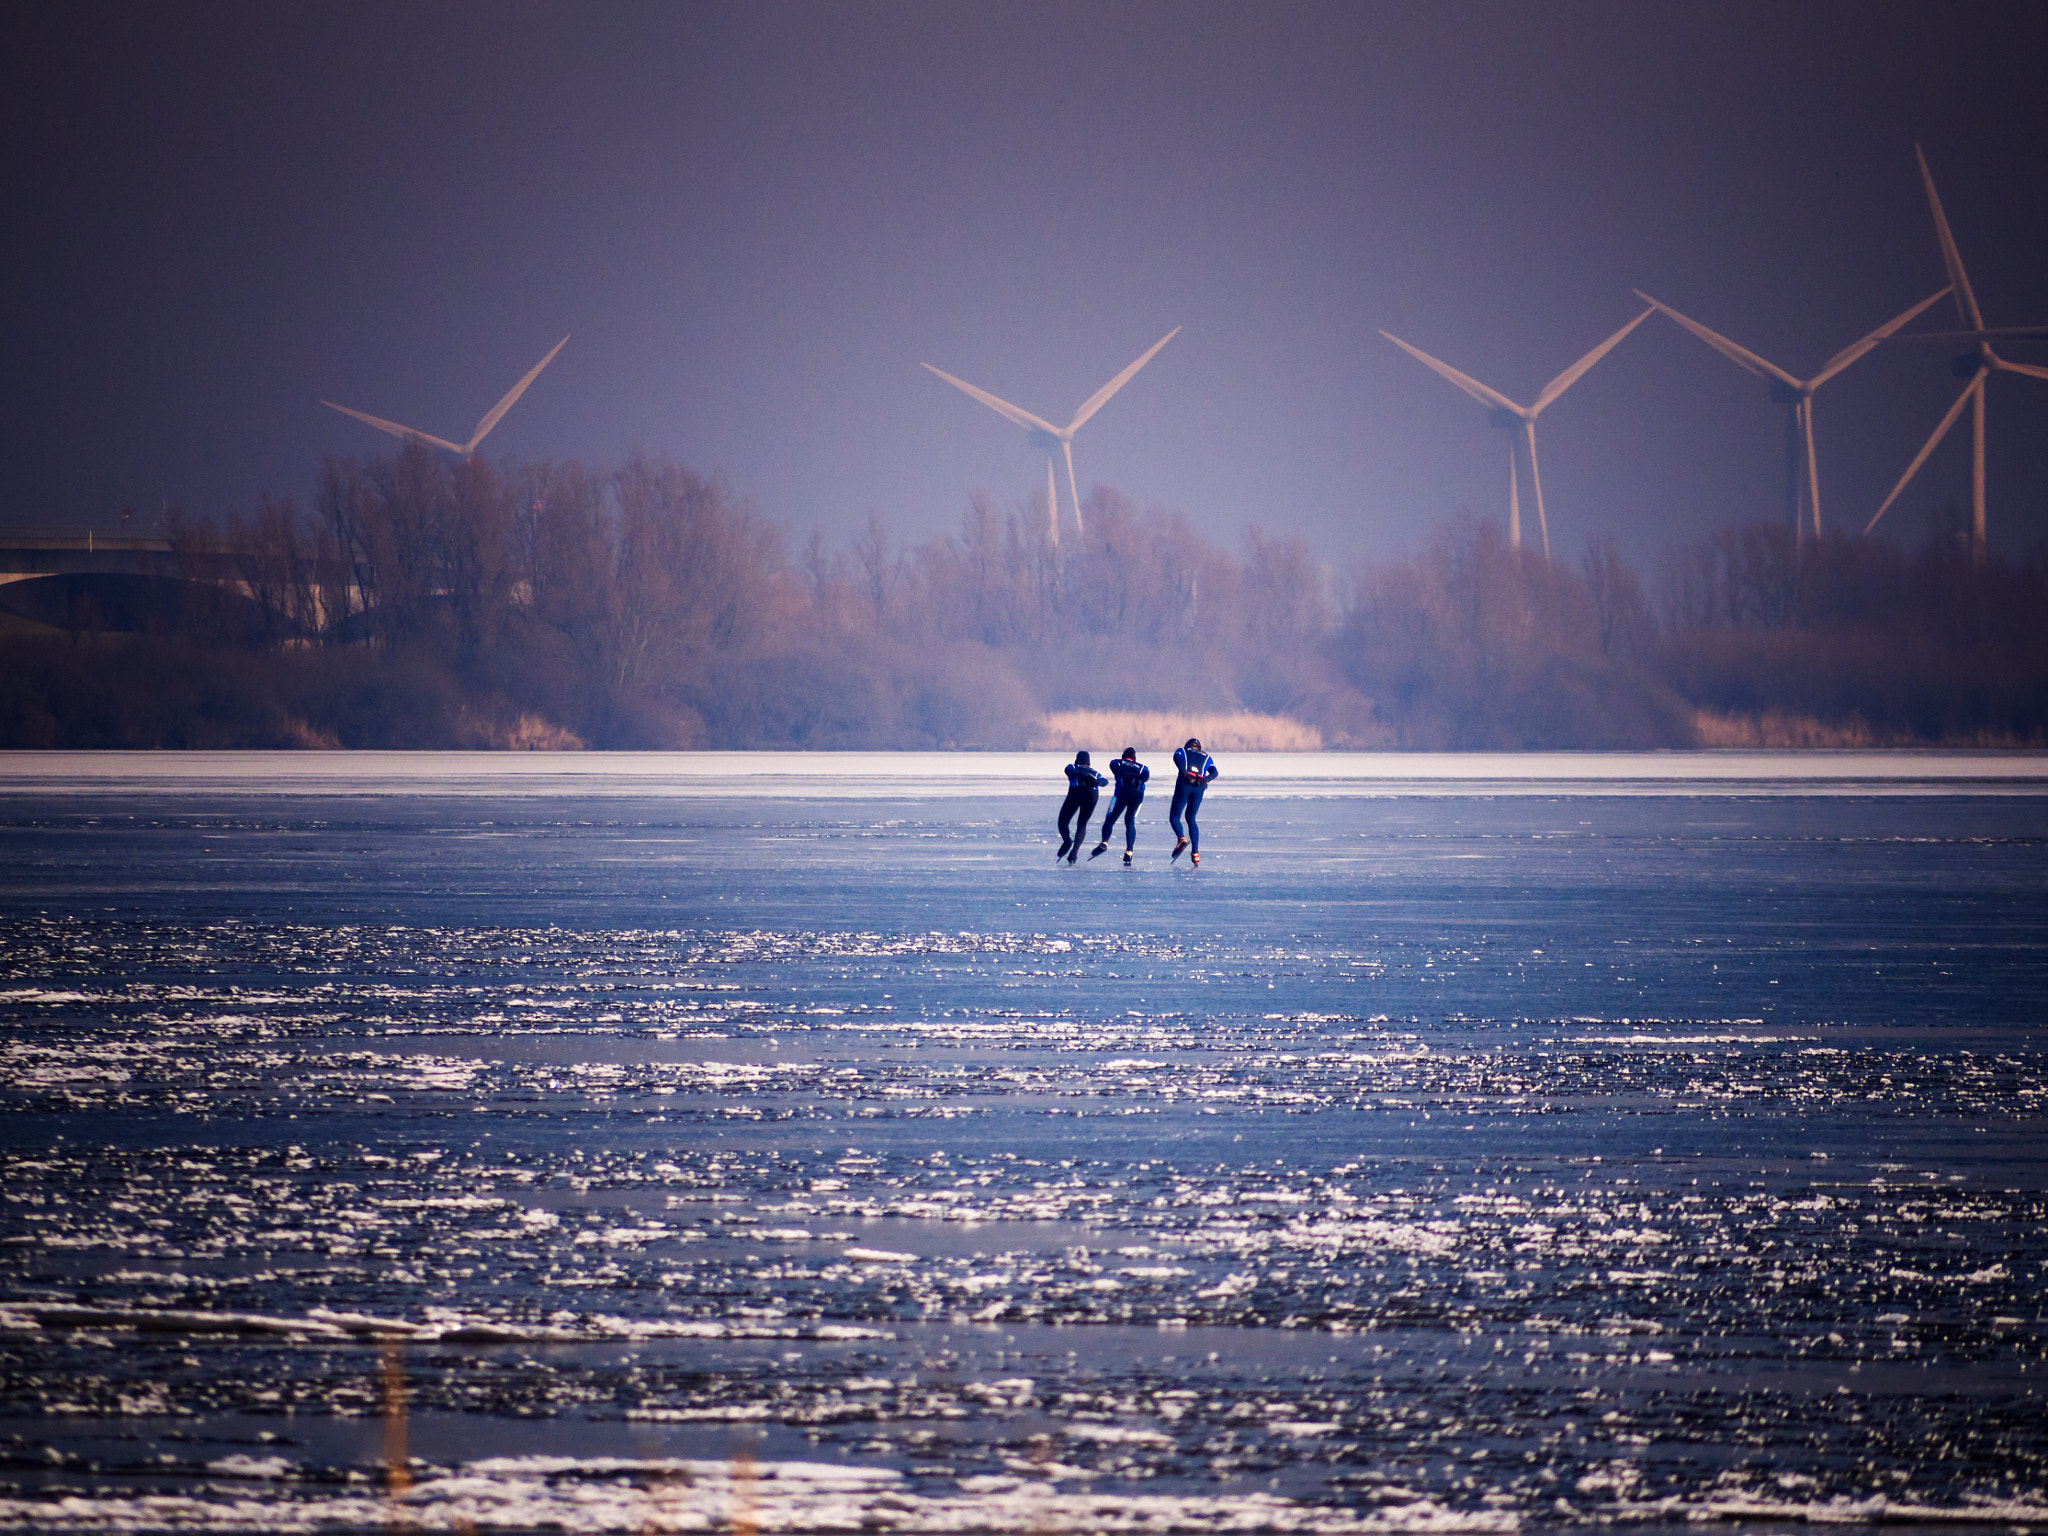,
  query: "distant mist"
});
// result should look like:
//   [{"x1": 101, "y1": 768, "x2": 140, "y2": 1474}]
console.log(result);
[{"x1": 2, "y1": 446, "x2": 2043, "y2": 751}]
